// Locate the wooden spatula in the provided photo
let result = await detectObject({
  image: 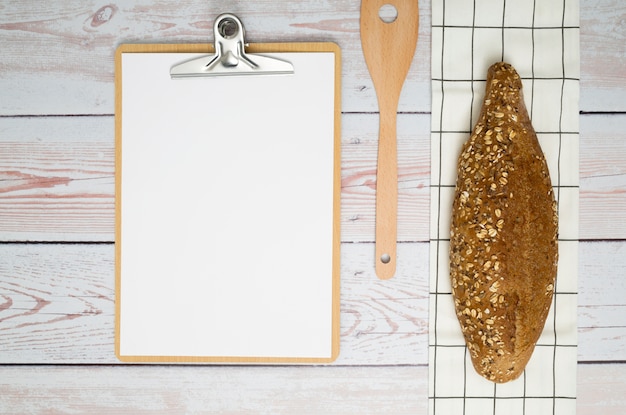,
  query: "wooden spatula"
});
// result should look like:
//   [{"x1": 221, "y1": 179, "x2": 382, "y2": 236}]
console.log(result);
[{"x1": 361, "y1": 0, "x2": 419, "y2": 279}]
